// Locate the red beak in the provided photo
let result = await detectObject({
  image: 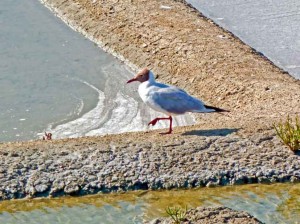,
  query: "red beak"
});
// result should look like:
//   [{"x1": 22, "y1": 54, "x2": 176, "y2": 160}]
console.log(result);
[{"x1": 127, "y1": 78, "x2": 137, "y2": 84}]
